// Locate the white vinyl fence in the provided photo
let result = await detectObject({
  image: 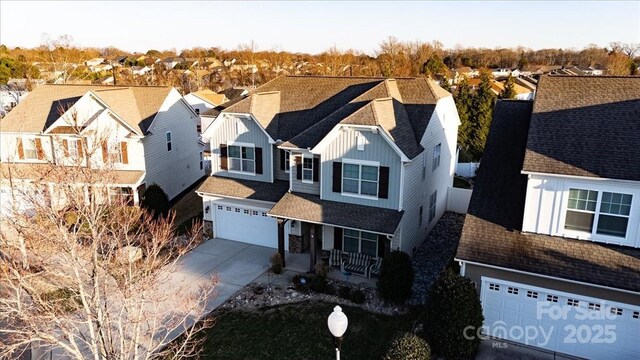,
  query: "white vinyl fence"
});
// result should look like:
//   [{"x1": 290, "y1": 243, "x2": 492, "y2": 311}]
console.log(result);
[
  {"x1": 447, "y1": 186, "x2": 473, "y2": 214},
  {"x1": 456, "y1": 162, "x2": 480, "y2": 178}
]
